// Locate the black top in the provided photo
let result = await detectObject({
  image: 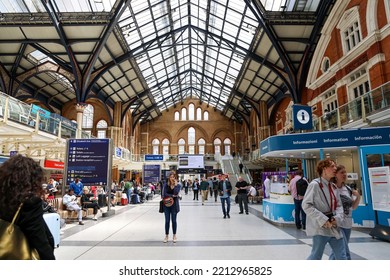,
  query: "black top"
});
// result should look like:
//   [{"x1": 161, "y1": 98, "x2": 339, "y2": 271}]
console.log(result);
[
  {"x1": 17, "y1": 196, "x2": 56, "y2": 260},
  {"x1": 236, "y1": 180, "x2": 248, "y2": 194}
]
